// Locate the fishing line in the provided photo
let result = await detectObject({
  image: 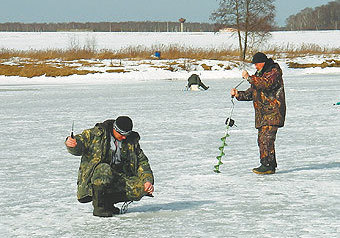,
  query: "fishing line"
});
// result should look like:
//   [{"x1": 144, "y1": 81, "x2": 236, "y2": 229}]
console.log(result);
[{"x1": 213, "y1": 78, "x2": 245, "y2": 173}]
